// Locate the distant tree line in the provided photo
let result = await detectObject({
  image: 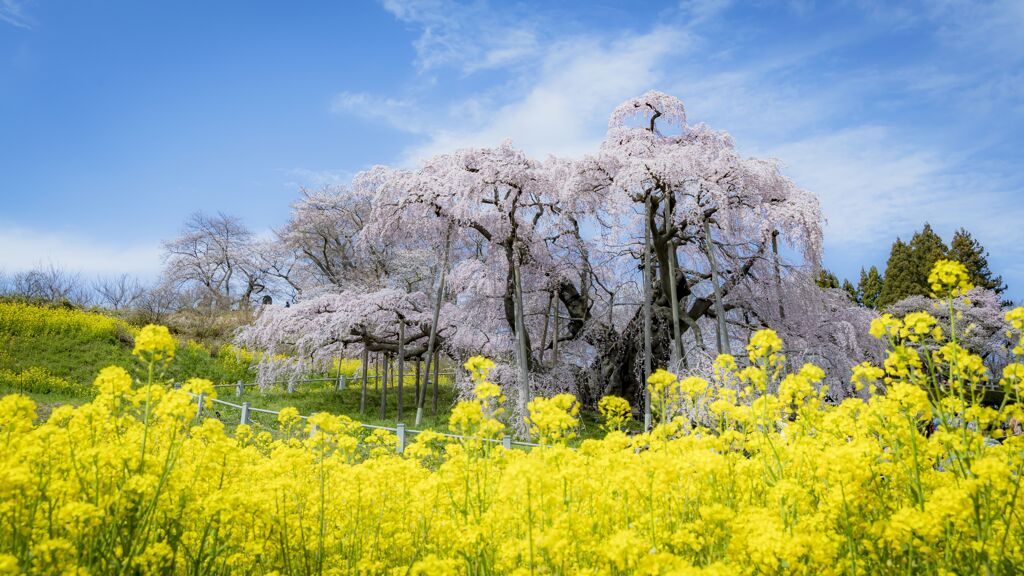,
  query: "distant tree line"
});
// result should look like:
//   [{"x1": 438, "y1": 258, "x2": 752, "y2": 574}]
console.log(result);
[{"x1": 816, "y1": 224, "x2": 1008, "y2": 309}]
